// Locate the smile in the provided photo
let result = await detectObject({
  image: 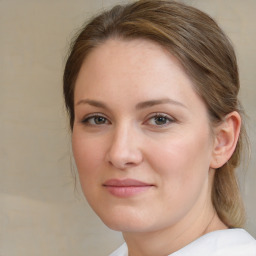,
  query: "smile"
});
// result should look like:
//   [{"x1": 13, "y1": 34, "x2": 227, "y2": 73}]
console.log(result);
[{"x1": 103, "y1": 179, "x2": 154, "y2": 198}]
